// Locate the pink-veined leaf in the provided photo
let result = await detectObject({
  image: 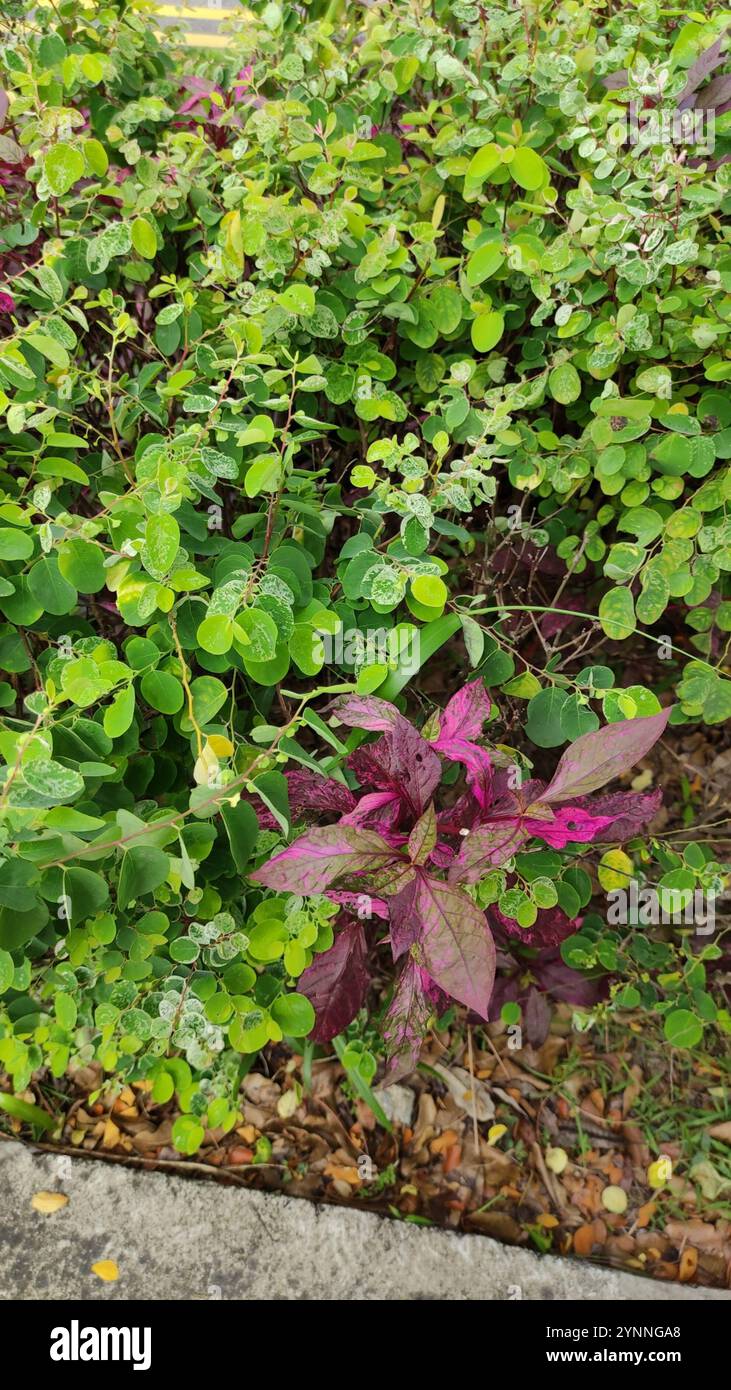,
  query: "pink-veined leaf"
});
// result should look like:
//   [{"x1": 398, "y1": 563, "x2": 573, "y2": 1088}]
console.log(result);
[
  {"x1": 250, "y1": 824, "x2": 398, "y2": 895},
  {"x1": 348, "y1": 720, "x2": 441, "y2": 817},
  {"x1": 382, "y1": 958, "x2": 433, "y2": 1084},
  {"x1": 567, "y1": 788, "x2": 663, "y2": 840},
  {"x1": 540, "y1": 707, "x2": 672, "y2": 802},
  {"x1": 329, "y1": 693, "x2": 404, "y2": 733},
  {"x1": 448, "y1": 821, "x2": 532, "y2": 884},
  {"x1": 249, "y1": 767, "x2": 355, "y2": 829},
  {"x1": 411, "y1": 870, "x2": 495, "y2": 1018},
  {"x1": 431, "y1": 679, "x2": 493, "y2": 808},
  {"x1": 523, "y1": 806, "x2": 617, "y2": 848},
  {"x1": 437, "y1": 679, "x2": 492, "y2": 742},
  {"x1": 326, "y1": 889, "x2": 389, "y2": 920},
  {"x1": 298, "y1": 918, "x2": 369, "y2": 1042}
]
